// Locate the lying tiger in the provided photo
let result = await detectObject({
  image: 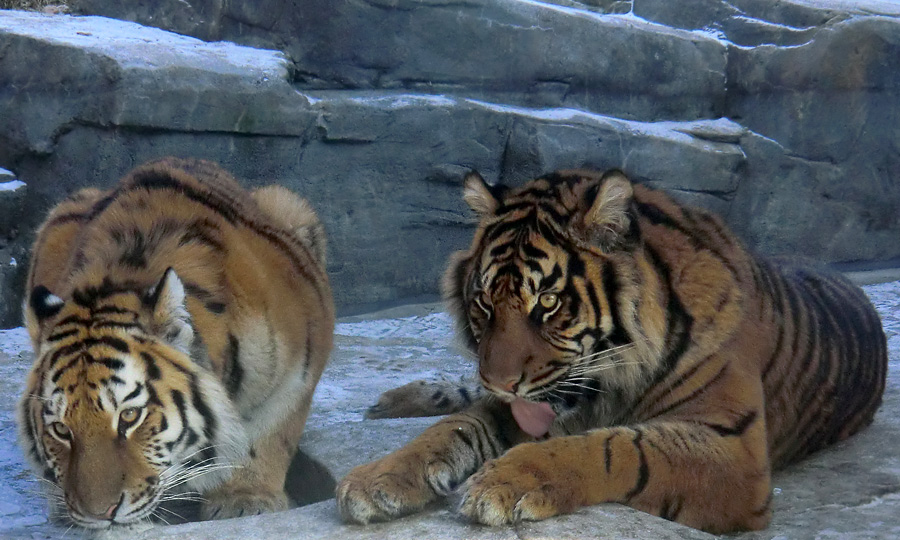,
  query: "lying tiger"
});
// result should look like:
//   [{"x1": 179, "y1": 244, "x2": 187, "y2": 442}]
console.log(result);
[
  {"x1": 18, "y1": 158, "x2": 334, "y2": 530},
  {"x1": 338, "y1": 169, "x2": 887, "y2": 533}
]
